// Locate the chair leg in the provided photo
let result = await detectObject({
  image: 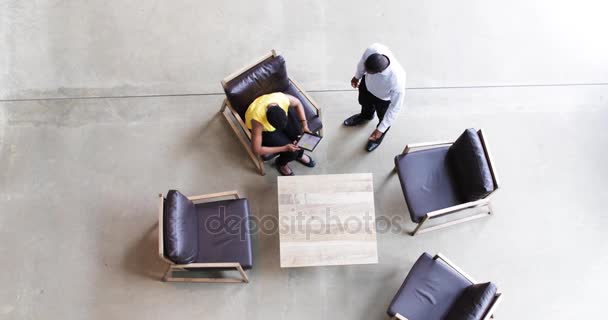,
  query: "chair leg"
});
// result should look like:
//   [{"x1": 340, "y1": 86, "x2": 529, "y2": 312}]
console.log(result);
[
  {"x1": 236, "y1": 264, "x2": 249, "y2": 283},
  {"x1": 221, "y1": 108, "x2": 265, "y2": 175},
  {"x1": 411, "y1": 216, "x2": 429, "y2": 236},
  {"x1": 162, "y1": 266, "x2": 172, "y2": 282},
  {"x1": 258, "y1": 157, "x2": 265, "y2": 176}
]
